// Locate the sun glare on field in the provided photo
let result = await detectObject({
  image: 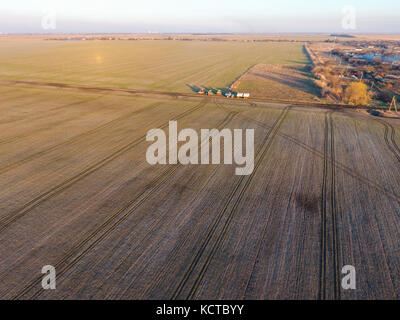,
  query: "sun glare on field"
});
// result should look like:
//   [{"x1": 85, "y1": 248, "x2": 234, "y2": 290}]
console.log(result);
[{"x1": 95, "y1": 55, "x2": 103, "y2": 63}]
